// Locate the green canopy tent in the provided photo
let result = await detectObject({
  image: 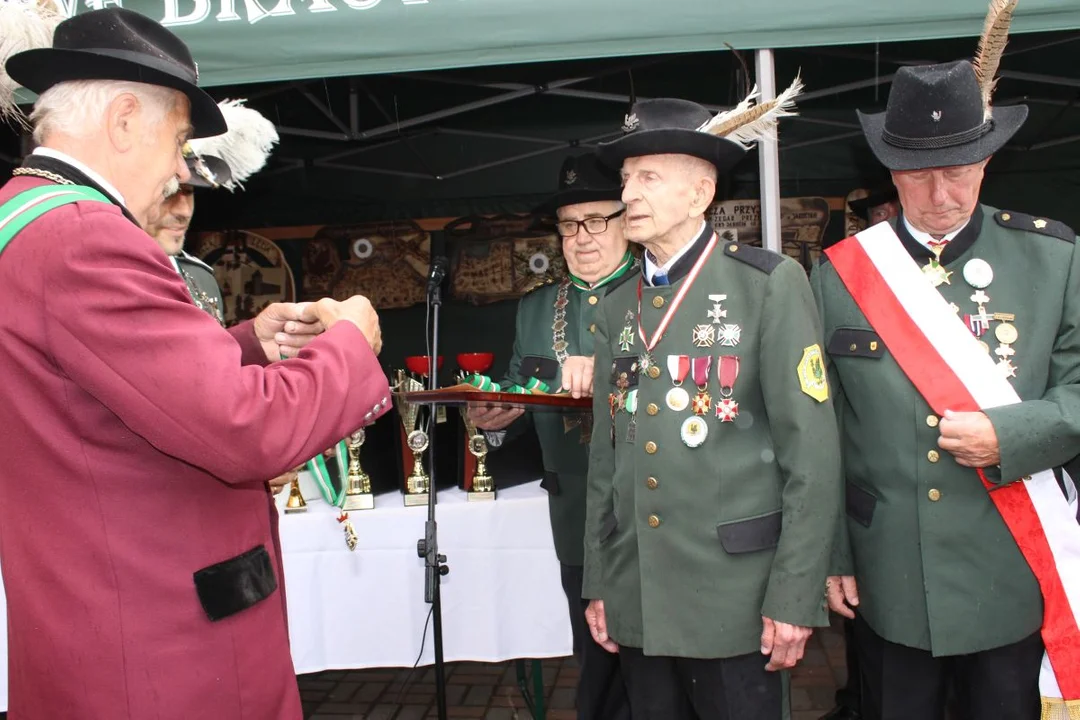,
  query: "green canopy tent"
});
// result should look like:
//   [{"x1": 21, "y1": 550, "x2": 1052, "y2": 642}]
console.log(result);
[{"x1": 86, "y1": 0, "x2": 1080, "y2": 87}]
